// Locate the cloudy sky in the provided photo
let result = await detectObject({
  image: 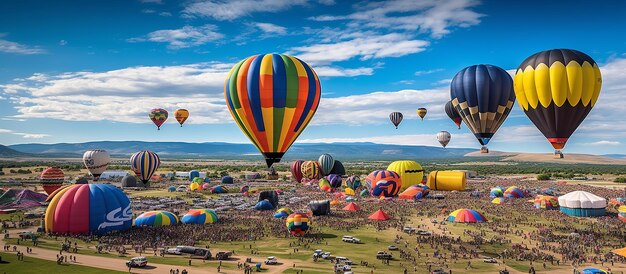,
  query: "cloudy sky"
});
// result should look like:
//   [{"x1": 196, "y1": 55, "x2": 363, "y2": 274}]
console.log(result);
[{"x1": 1, "y1": 0, "x2": 626, "y2": 154}]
